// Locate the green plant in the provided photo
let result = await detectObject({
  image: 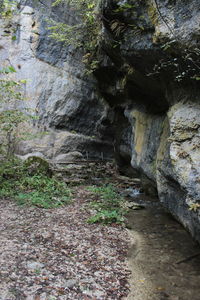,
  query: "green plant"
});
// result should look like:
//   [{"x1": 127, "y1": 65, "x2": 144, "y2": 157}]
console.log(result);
[
  {"x1": 0, "y1": 159, "x2": 72, "y2": 208},
  {"x1": 0, "y1": 0, "x2": 17, "y2": 18},
  {"x1": 48, "y1": 0, "x2": 102, "y2": 73},
  {"x1": 87, "y1": 184, "x2": 126, "y2": 224},
  {"x1": 113, "y1": 2, "x2": 137, "y2": 14},
  {"x1": 188, "y1": 203, "x2": 200, "y2": 212},
  {"x1": 34, "y1": 268, "x2": 41, "y2": 275},
  {"x1": 87, "y1": 209, "x2": 124, "y2": 224},
  {"x1": 0, "y1": 66, "x2": 33, "y2": 158}
]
